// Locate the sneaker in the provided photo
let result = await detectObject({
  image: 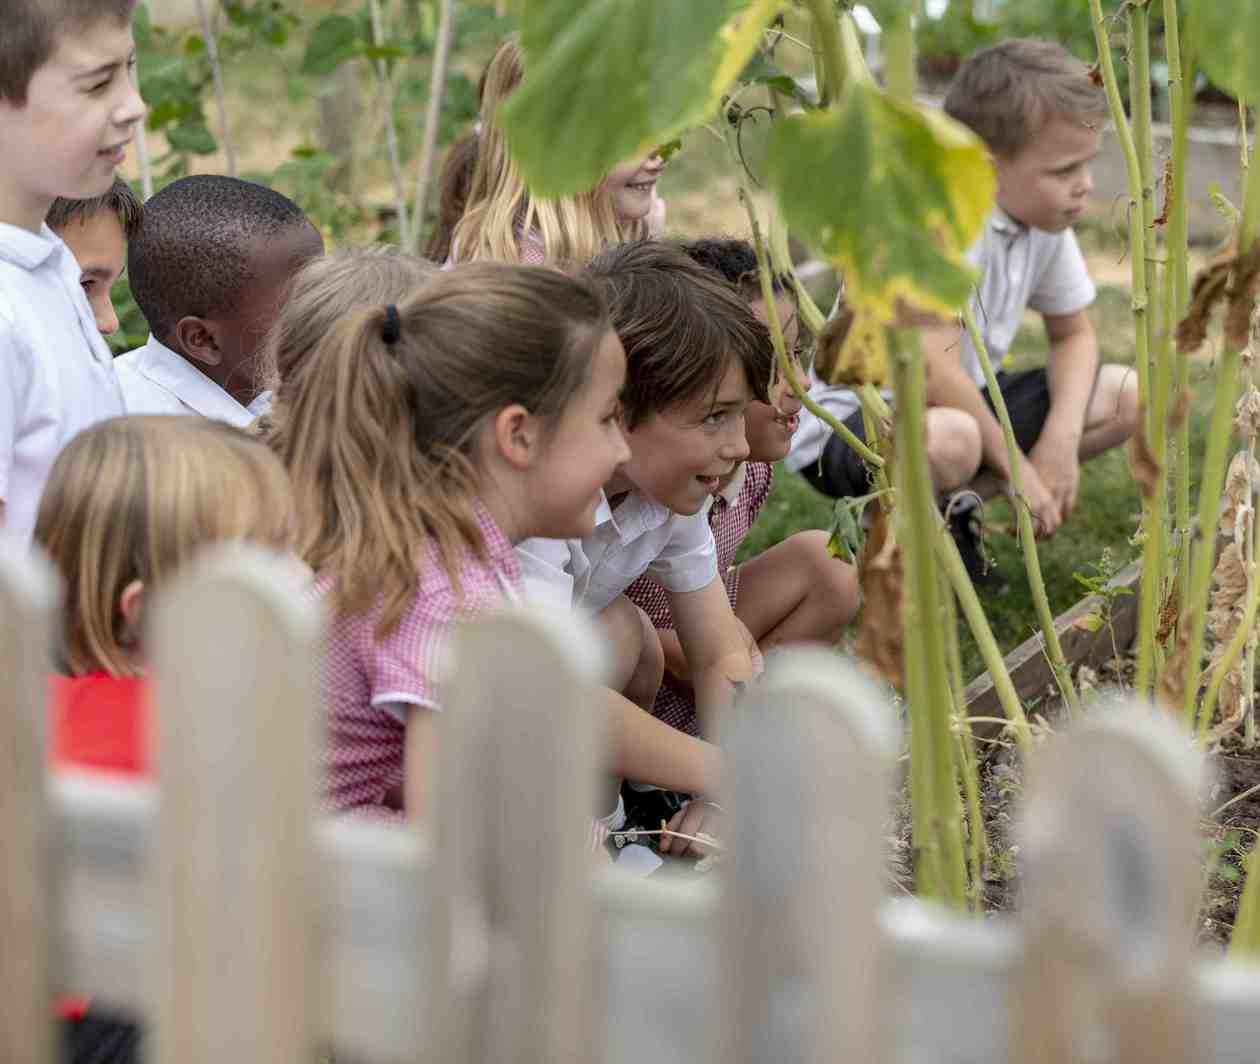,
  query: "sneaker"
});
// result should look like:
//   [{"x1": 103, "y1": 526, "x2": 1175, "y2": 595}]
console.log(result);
[{"x1": 946, "y1": 501, "x2": 1007, "y2": 594}]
